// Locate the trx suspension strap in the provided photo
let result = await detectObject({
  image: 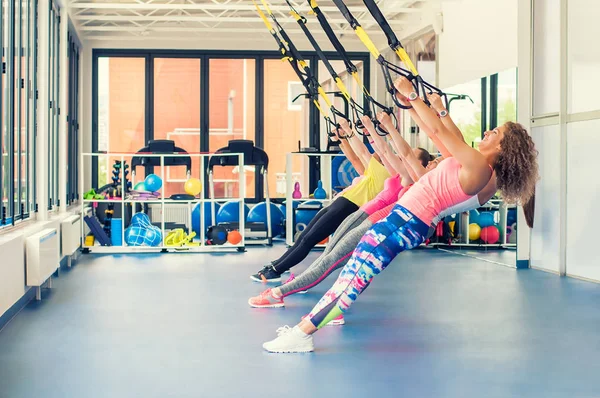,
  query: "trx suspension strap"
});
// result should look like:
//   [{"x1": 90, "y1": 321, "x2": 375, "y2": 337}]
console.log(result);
[
  {"x1": 289, "y1": 0, "x2": 394, "y2": 136},
  {"x1": 329, "y1": 0, "x2": 443, "y2": 107},
  {"x1": 284, "y1": 0, "x2": 386, "y2": 136},
  {"x1": 358, "y1": 0, "x2": 446, "y2": 105},
  {"x1": 253, "y1": 0, "x2": 352, "y2": 138}
]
